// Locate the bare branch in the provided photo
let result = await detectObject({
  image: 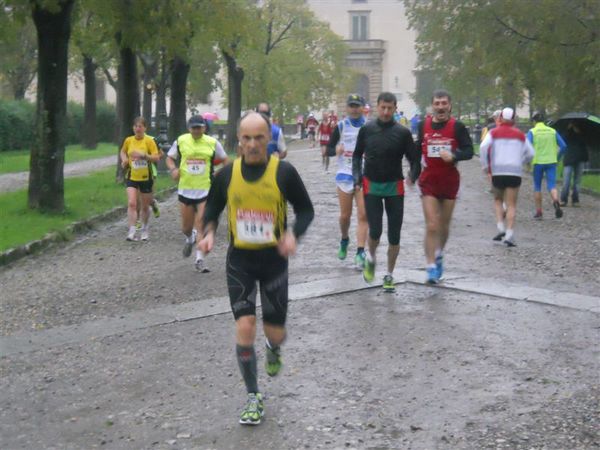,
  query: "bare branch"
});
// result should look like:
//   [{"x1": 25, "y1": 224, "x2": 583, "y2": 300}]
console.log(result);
[
  {"x1": 493, "y1": 12, "x2": 596, "y2": 47},
  {"x1": 266, "y1": 19, "x2": 295, "y2": 54},
  {"x1": 102, "y1": 67, "x2": 117, "y2": 89}
]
